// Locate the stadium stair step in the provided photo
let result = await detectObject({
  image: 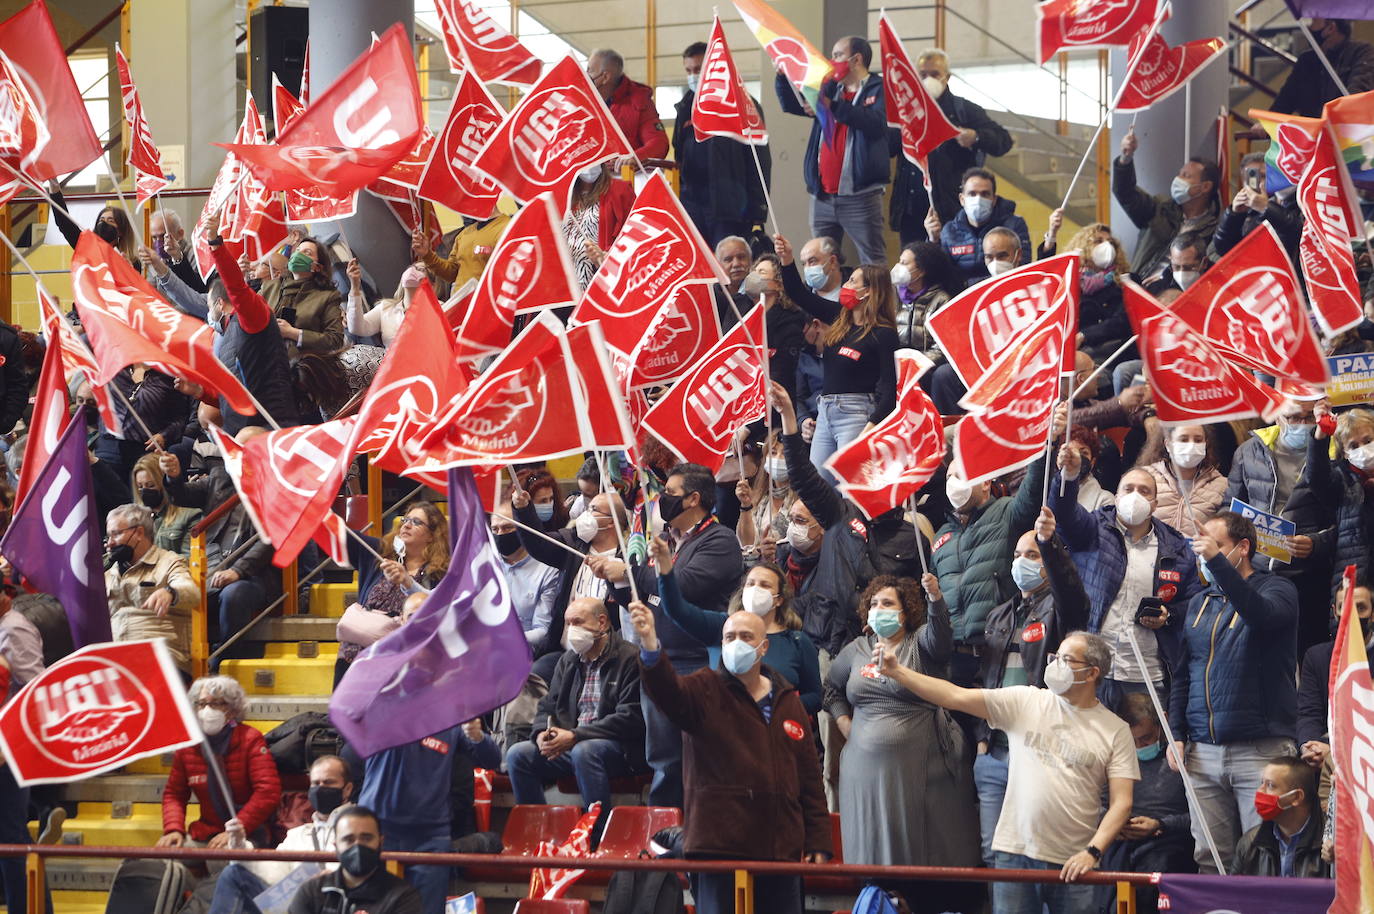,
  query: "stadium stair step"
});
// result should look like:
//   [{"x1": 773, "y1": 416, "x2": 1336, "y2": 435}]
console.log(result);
[
  {"x1": 37, "y1": 801, "x2": 201, "y2": 848},
  {"x1": 221, "y1": 642, "x2": 339, "y2": 696}
]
